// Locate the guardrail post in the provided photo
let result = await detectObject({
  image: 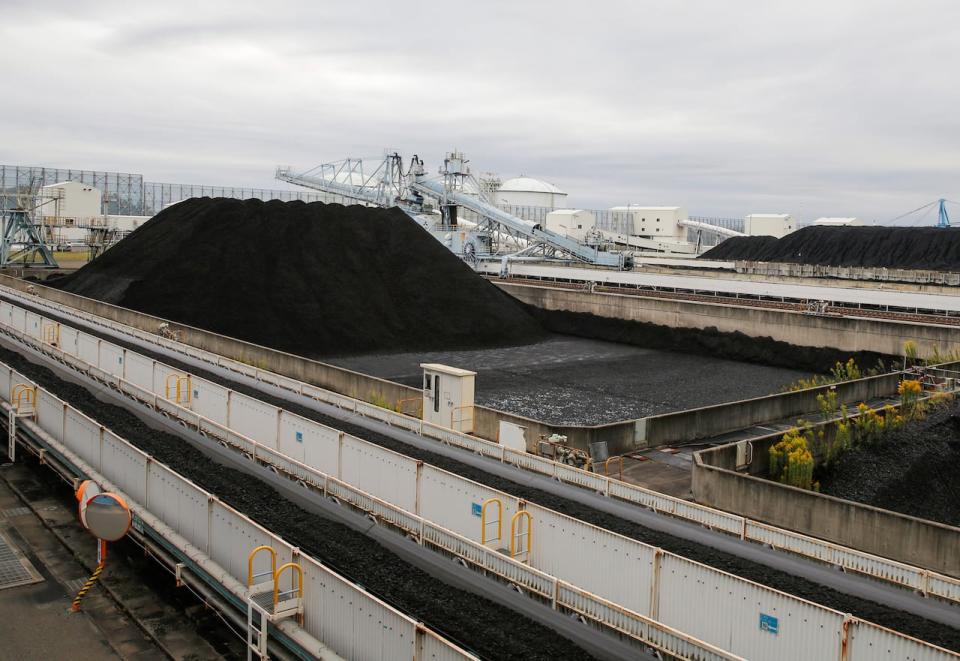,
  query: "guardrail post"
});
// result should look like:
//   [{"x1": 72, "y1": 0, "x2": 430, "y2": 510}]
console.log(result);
[
  {"x1": 414, "y1": 461, "x2": 423, "y2": 516},
  {"x1": 839, "y1": 614, "x2": 853, "y2": 661},
  {"x1": 649, "y1": 549, "x2": 663, "y2": 620}
]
